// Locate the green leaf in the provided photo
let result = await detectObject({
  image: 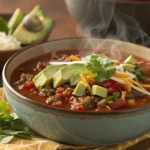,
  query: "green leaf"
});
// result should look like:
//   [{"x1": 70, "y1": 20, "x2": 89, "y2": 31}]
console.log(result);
[
  {"x1": 84, "y1": 54, "x2": 116, "y2": 82},
  {"x1": 106, "y1": 92, "x2": 120, "y2": 102},
  {"x1": 3, "y1": 130, "x2": 32, "y2": 139},
  {"x1": 113, "y1": 92, "x2": 120, "y2": 100},
  {"x1": 0, "y1": 99, "x2": 33, "y2": 141},
  {"x1": 0, "y1": 135, "x2": 14, "y2": 144},
  {"x1": 134, "y1": 65, "x2": 150, "y2": 82},
  {"x1": 0, "y1": 100, "x2": 11, "y2": 113},
  {"x1": 10, "y1": 119, "x2": 30, "y2": 132},
  {"x1": 0, "y1": 17, "x2": 9, "y2": 33}
]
